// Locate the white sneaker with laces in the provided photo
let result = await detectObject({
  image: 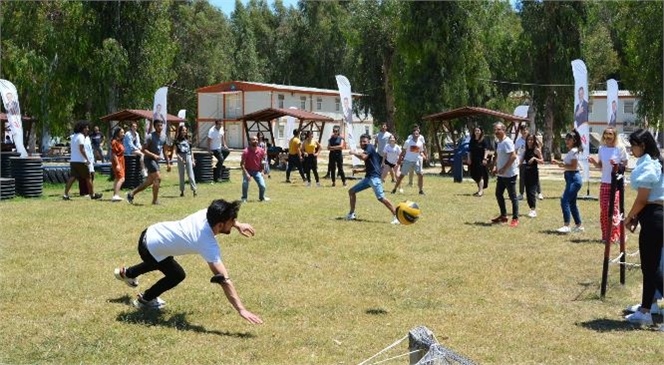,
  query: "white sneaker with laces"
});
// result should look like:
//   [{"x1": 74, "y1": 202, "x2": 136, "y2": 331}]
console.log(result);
[
  {"x1": 556, "y1": 226, "x2": 571, "y2": 234},
  {"x1": 398, "y1": 188, "x2": 404, "y2": 193},
  {"x1": 114, "y1": 267, "x2": 138, "y2": 287},
  {"x1": 527, "y1": 210, "x2": 537, "y2": 218},
  {"x1": 390, "y1": 216, "x2": 400, "y2": 225},
  {"x1": 625, "y1": 310, "x2": 653, "y2": 325},
  {"x1": 260, "y1": 197, "x2": 271, "y2": 202},
  {"x1": 538, "y1": 193, "x2": 544, "y2": 200},
  {"x1": 133, "y1": 293, "x2": 166, "y2": 309},
  {"x1": 111, "y1": 195, "x2": 123, "y2": 202},
  {"x1": 626, "y1": 302, "x2": 661, "y2": 315},
  {"x1": 306, "y1": 182, "x2": 311, "y2": 187},
  {"x1": 345, "y1": 212, "x2": 357, "y2": 221},
  {"x1": 572, "y1": 226, "x2": 585, "y2": 233}
]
